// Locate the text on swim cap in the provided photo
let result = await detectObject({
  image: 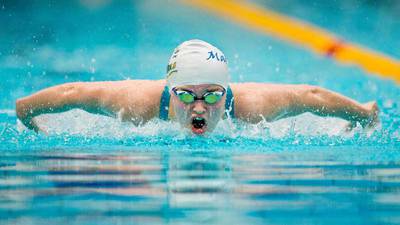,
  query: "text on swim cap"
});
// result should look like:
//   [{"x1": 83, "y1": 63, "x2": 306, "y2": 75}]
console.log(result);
[
  {"x1": 206, "y1": 51, "x2": 227, "y2": 63},
  {"x1": 167, "y1": 61, "x2": 176, "y2": 72},
  {"x1": 166, "y1": 62, "x2": 177, "y2": 78}
]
